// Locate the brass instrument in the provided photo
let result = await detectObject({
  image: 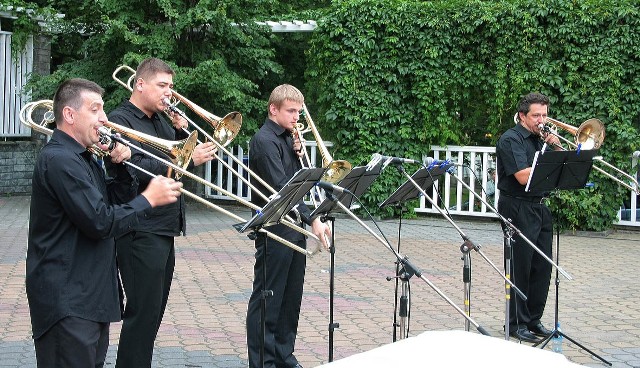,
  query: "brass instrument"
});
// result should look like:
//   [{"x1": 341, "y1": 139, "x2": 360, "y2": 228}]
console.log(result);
[
  {"x1": 98, "y1": 125, "x2": 320, "y2": 255},
  {"x1": 20, "y1": 100, "x2": 198, "y2": 179},
  {"x1": 544, "y1": 116, "x2": 605, "y2": 150},
  {"x1": 115, "y1": 65, "x2": 331, "y2": 250},
  {"x1": 112, "y1": 65, "x2": 274, "y2": 203},
  {"x1": 513, "y1": 113, "x2": 638, "y2": 193},
  {"x1": 102, "y1": 121, "x2": 198, "y2": 179},
  {"x1": 20, "y1": 99, "x2": 314, "y2": 256},
  {"x1": 112, "y1": 65, "x2": 242, "y2": 147},
  {"x1": 296, "y1": 104, "x2": 352, "y2": 183}
]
